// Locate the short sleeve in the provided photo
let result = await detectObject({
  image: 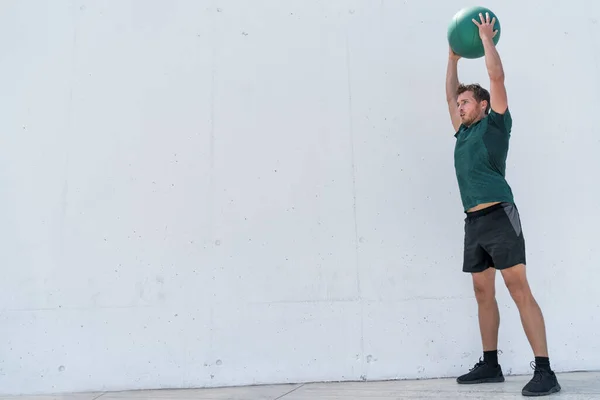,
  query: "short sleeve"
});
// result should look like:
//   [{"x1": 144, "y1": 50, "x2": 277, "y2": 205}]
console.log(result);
[
  {"x1": 454, "y1": 124, "x2": 467, "y2": 138},
  {"x1": 487, "y1": 108, "x2": 512, "y2": 133}
]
